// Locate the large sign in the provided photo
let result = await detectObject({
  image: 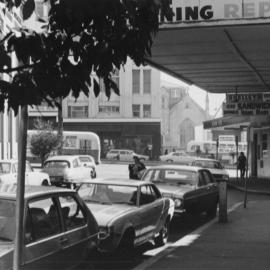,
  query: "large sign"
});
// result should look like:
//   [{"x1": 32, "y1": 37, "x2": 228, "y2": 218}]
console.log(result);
[
  {"x1": 223, "y1": 92, "x2": 270, "y2": 116},
  {"x1": 160, "y1": 0, "x2": 270, "y2": 23}
]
